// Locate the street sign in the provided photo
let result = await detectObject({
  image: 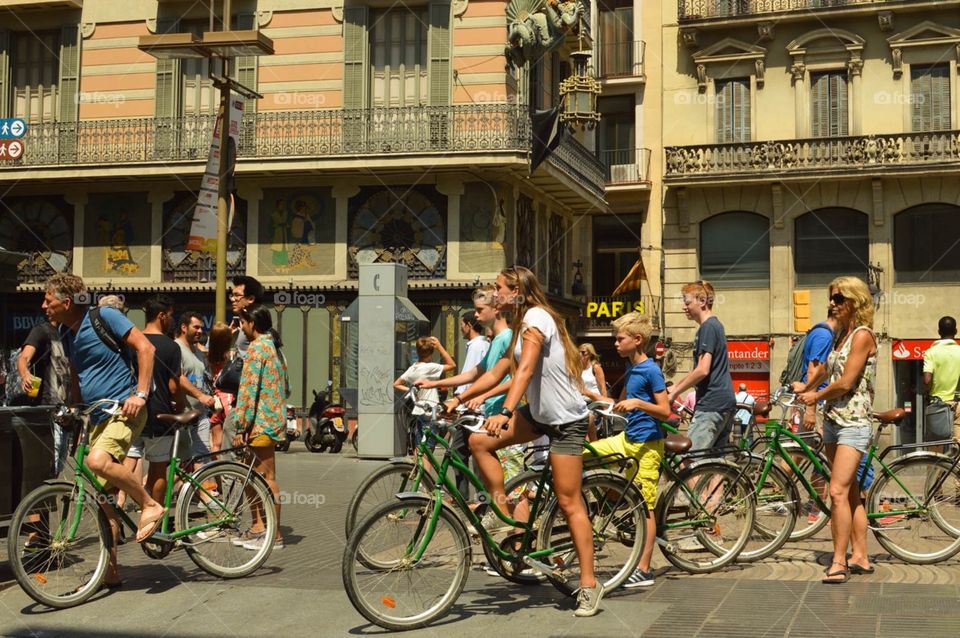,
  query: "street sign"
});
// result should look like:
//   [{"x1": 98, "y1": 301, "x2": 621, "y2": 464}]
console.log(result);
[
  {"x1": 655, "y1": 341, "x2": 665, "y2": 358},
  {"x1": 0, "y1": 139, "x2": 25, "y2": 160},
  {"x1": 0, "y1": 118, "x2": 27, "y2": 139}
]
